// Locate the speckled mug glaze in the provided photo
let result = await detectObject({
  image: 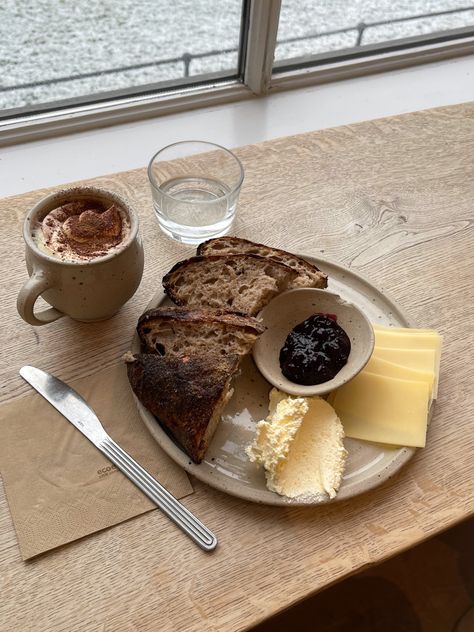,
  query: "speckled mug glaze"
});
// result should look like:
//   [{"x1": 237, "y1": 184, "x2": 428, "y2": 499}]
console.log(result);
[{"x1": 17, "y1": 186, "x2": 144, "y2": 325}]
